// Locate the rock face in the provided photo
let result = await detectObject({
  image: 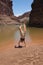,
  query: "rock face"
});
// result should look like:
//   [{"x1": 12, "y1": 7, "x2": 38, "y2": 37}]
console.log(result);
[
  {"x1": 0, "y1": 0, "x2": 20, "y2": 25},
  {"x1": 18, "y1": 12, "x2": 30, "y2": 23},
  {"x1": 0, "y1": 15, "x2": 20, "y2": 25},
  {"x1": 0, "y1": 0, "x2": 13, "y2": 16},
  {"x1": 29, "y1": 0, "x2": 43, "y2": 27}
]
